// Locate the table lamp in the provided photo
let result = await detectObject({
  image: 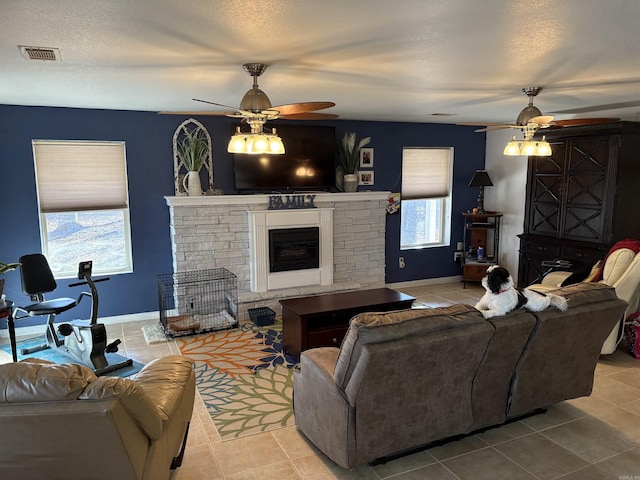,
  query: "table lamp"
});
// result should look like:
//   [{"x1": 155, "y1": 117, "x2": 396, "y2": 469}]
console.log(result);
[{"x1": 468, "y1": 170, "x2": 493, "y2": 213}]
